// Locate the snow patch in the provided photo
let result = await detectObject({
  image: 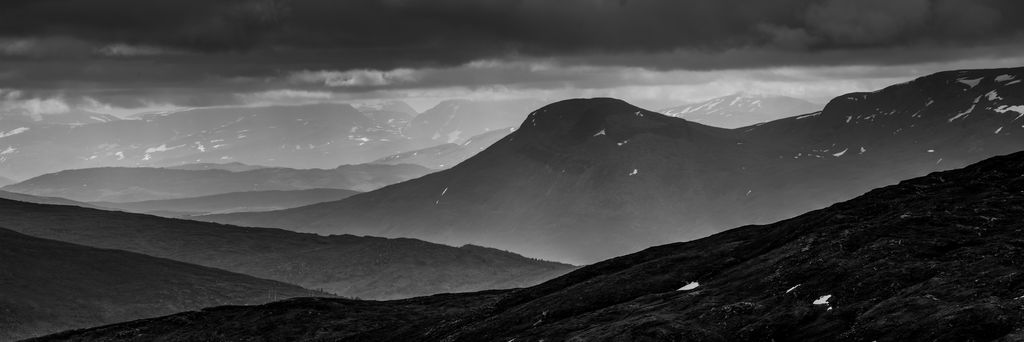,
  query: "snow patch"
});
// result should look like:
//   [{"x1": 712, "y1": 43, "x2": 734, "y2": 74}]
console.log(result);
[
  {"x1": 995, "y1": 74, "x2": 1016, "y2": 82},
  {"x1": 995, "y1": 127, "x2": 1003, "y2": 134},
  {"x1": 628, "y1": 169, "x2": 638, "y2": 176},
  {"x1": 832, "y1": 148, "x2": 848, "y2": 157},
  {"x1": 145, "y1": 144, "x2": 182, "y2": 153},
  {"x1": 948, "y1": 96, "x2": 980, "y2": 122},
  {"x1": 985, "y1": 91, "x2": 1002, "y2": 101},
  {"x1": 859, "y1": 147, "x2": 867, "y2": 154},
  {"x1": 785, "y1": 284, "x2": 801, "y2": 293},
  {"x1": 796, "y1": 111, "x2": 821, "y2": 120},
  {"x1": 447, "y1": 130, "x2": 462, "y2": 143},
  {"x1": 115, "y1": 151, "x2": 125, "y2": 160},
  {"x1": 678, "y1": 282, "x2": 699, "y2": 291},
  {"x1": 0, "y1": 127, "x2": 29, "y2": 138},
  {"x1": 813, "y1": 295, "x2": 832, "y2": 305},
  {"x1": 995, "y1": 105, "x2": 1024, "y2": 117},
  {"x1": 0, "y1": 146, "x2": 16, "y2": 155},
  {"x1": 617, "y1": 140, "x2": 629, "y2": 146},
  {"x1": 593, "y1": 129, "x2": 606, "y2": 137},
  {"x1": 957, "y1": 77, "x2": 983, "y2": 88}
]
